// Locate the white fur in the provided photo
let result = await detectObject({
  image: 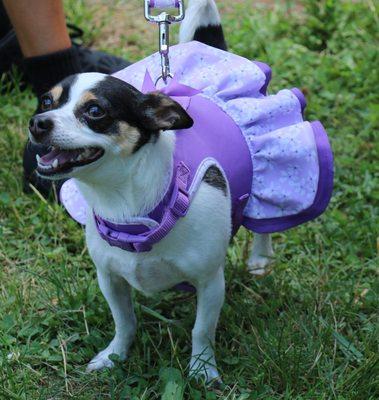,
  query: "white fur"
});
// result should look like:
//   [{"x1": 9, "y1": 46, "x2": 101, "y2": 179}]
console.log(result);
[
  {"x1": 35, "y1": 1, "x2": 276, "y2": 382},
  {"x1": 39, "y1": 72, "x2": 233, "y2": 381},
  {"x1": 248, "y1": 233, "x2": 274, "y2": 276},
  {"x1": 83, "y1": 142, "x2": 231, "y2": 381},
  {"x1": 78, "y1": 125, "x2": 272, "y2": 380},
  {"x1": 75, "y1": 131, "x2": 175, "y2": 221},
  {"x1": 179, "y1": 0, "x2": 221, "y2": 43}
]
